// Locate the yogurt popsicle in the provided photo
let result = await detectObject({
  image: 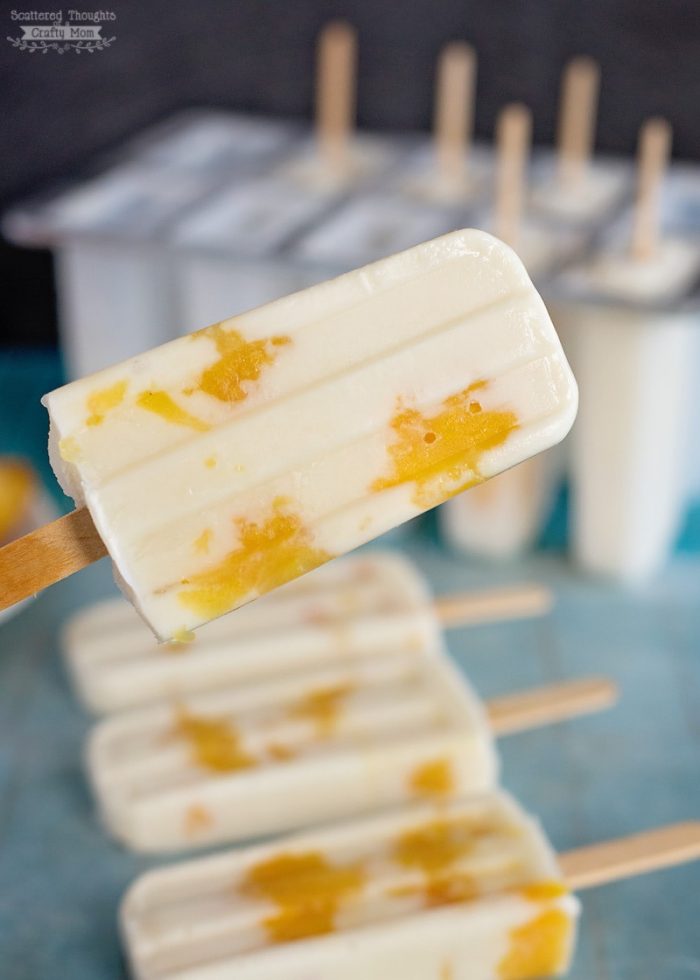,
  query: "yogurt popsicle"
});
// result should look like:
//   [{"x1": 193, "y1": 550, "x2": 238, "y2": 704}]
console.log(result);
[
  {"x1": 552, "y1": 119, "x2": 700, "y2": 580},
  {"x1": 88, "y1": 627, "x2": 497, "y2": 851},
  {"x1": 15, "y1": 228, "x2": 577, "y2": 640},
  {"x1": 121, "y1": 791, "x2": 579, "y2": 979},
  {"x1": 120, "y1": 795, "x2": 700, "y2": 980},
  {"x1": 439, "y1": 108, "x2": 579, "y2": 560},
  {"x1": 63, "y1": 552, "x2": 552, "y2": 714},
  {"x1": 87, "y1": 631, "x2": 612, "y2": 852}
]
